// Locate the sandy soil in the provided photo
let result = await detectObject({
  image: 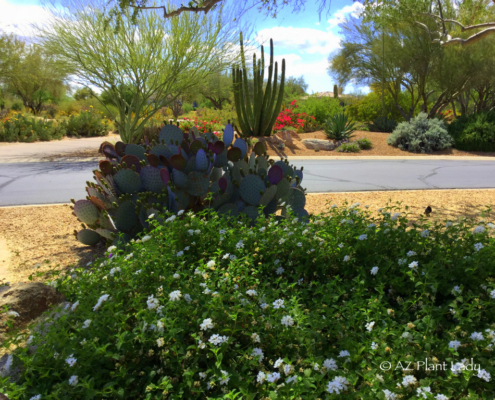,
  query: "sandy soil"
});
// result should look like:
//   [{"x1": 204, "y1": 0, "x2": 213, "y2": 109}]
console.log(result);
[
  {"x1": 34, "y1": 130, "x2": 495, "y2": 160},
  {"x1": 0, "y1": 189, "x2": 493, "y2": 285},
  {"x1": 260, "y1": 131, "x2": 495, "y2": 158}
]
